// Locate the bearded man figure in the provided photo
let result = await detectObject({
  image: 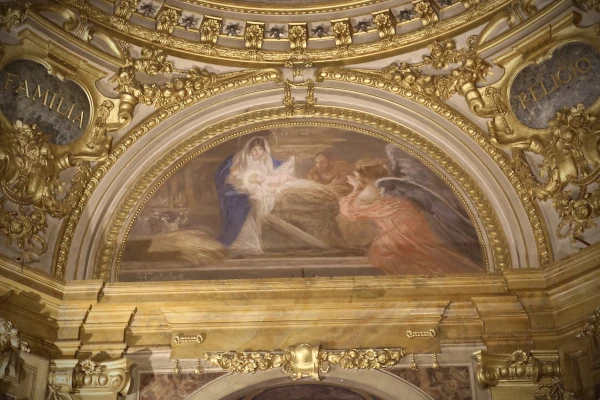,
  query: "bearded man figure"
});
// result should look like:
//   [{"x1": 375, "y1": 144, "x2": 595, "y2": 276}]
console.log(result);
[{"x1": 305, "y1": 152, "x2": 354, "y2": 197}]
